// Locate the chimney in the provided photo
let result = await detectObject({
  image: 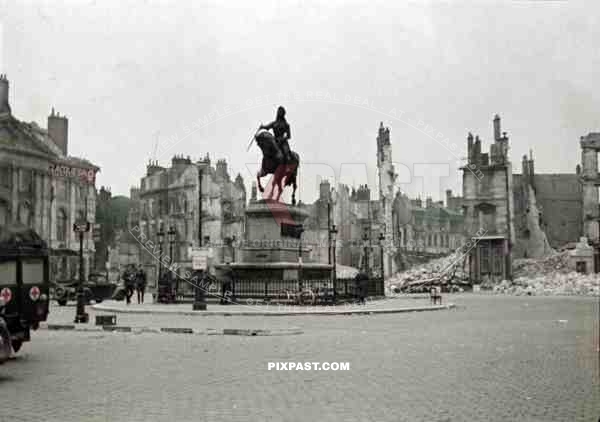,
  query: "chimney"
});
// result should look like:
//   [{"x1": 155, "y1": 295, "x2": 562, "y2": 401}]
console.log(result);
[
  {"x1": 467, "y1": 132, "x2": 474, "y2": 164},
  {"x1": 0, "y1": 74, "x2": 11, "y2": 114},
  {"x1": 319, "y1": 180, "x2": 331, "y2": 201},
  {"x1": 474, "y1": 135, "x2": 482, "y2": 165},
  {"x1": 446, "y1": 189, "x2": 452, "y2": 207},
  {"x1": 528, "y1": 150, "x2": 535, "y2": 189},
  {"x1": 493, "y1": 114, "x2": 501, "y2": 141},
  {"x1": 48, "y1": 107, "x2": 69, "y2": 155},
  {"x1": 215, "y1": 159, "x2": 229, "y2": 180}
]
